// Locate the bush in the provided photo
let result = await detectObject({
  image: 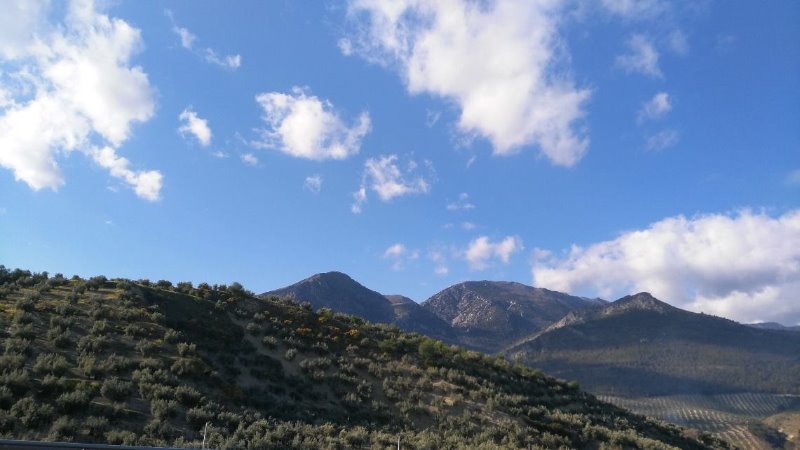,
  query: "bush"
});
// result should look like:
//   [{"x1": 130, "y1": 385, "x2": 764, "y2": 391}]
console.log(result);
[
  {"x1": 84, "y1": 415, "x2": 109, "y2": 438},
  {"x1": 0, "y1": 353, "x2": 26, "y2": 371},
  {"x1": 171, "y1": 357, "x2": 206, "y2": 378},
  {"x1": 15, "y1": 295, "x2": 36, "y2": 312},
  {"x1": 77, "y1": 335, "x2": 108, "y2": 354},
  {"x1": 106, "y1": 429, "x2": 137, "y2": 445},
  {"x1": 285, "y1": 349, "x2": 298, "y2": 361},
  {"x1": 175, "y1": 385, "x2": 202, "y2": 406},
  {"x1": 100, "y1": 377, "x2": 131, "y2": 401},
  {"x1": 136, "y1": 340, "x2": 157, "y2": 356},
  {"x1": 11, "y1": 396, "x2": 54, "y2": 428},
  {"x1": 177, "y1": 342, "x2": 197, "y2": 357},
  {"x1": 33, "y1": 353, "x2": 70, "y2": 376},
  {"x1": 48, "y1": 416, "x2": 78, "y2": 441},
  {"x1": 262, "y1": 336, "x2": 278, "y2": 349},
  {"x1": 9, "y1": 324, "x2": 35, "y2": 340},
  {"x1": 56, "y1": 388, "x2": 93, "y2": 412},
  {"x1": 0, "y1": 369, "x2": 30, "y2": 395},
  {"x1": 150, "y1": 399, "x2": 177, "y2": 420}
]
